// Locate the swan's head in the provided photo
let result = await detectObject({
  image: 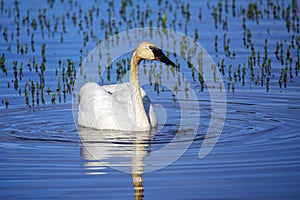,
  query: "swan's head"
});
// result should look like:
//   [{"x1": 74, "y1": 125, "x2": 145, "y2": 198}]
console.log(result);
[{"x1": 134, "y1": 42, "x2": 175, "y2": 67}]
